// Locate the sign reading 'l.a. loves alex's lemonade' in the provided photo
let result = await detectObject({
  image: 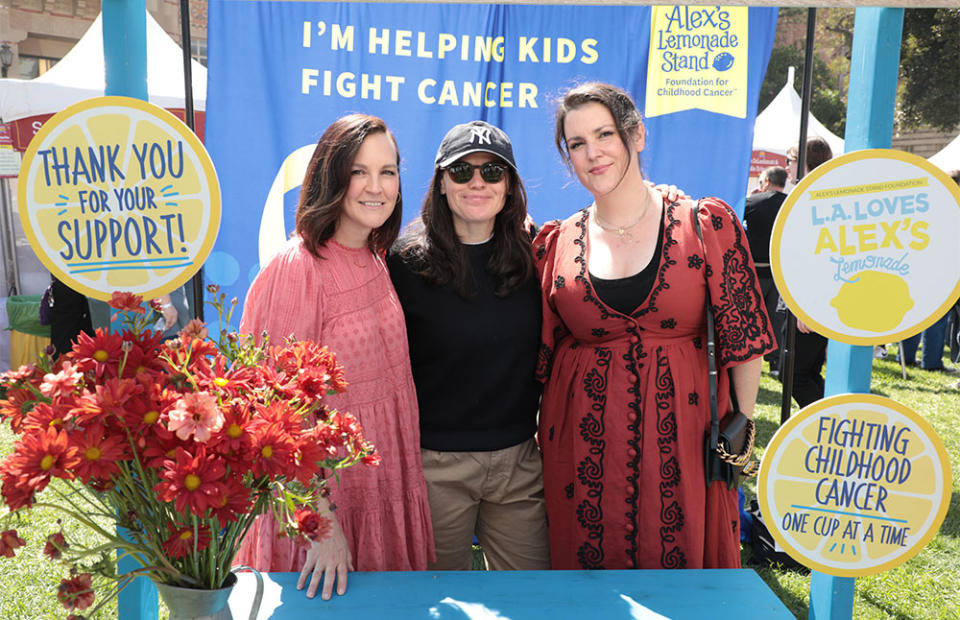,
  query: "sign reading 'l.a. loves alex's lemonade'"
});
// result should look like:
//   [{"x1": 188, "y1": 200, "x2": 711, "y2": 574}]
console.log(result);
[
  {"x1": 758, "y1": 395, "x2": 950, "y2": 577},
  {"x1": 18, "y1": 96, "x2": 220, "y2": 302},
  {"x1": 771, "y1": 149, "x2": 960, "y2": 345}
]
